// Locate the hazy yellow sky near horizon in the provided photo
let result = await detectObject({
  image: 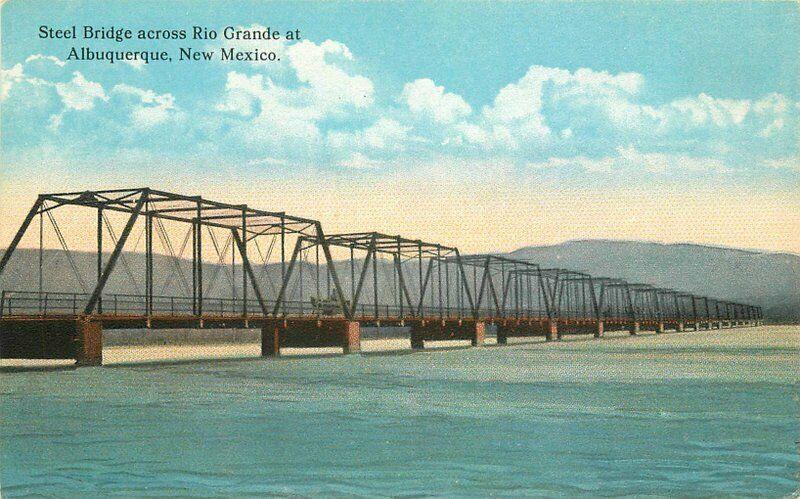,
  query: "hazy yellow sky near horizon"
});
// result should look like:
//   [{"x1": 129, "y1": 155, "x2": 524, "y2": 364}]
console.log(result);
[{"x1": 1, "y1": 177, "x2": 798, "y2": 256}]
